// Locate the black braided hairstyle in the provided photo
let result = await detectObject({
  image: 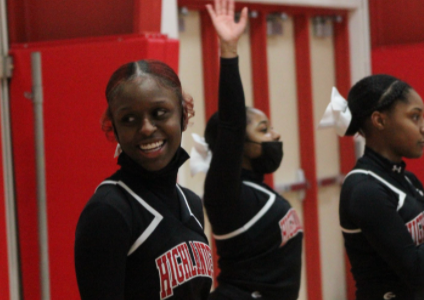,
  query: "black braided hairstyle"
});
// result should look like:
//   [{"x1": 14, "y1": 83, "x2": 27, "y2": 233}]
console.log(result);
[{"x1": 345, "y1": 74, "x2": 412, "y2": 136}]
